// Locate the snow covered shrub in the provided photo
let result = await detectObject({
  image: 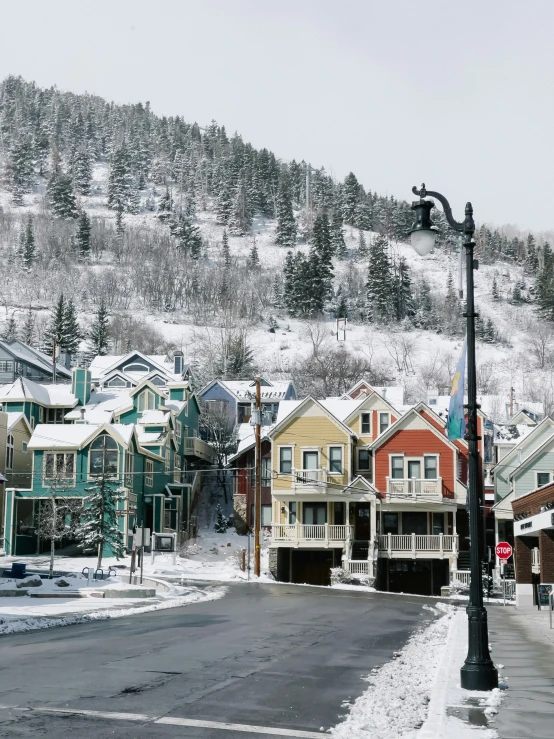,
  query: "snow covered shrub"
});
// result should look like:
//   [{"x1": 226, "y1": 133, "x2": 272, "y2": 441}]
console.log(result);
[
  {"x1": 16, "y1": 575, "x2": 42, "y2": 588},
  {"x1": 214, "y1": 504, "x2": 228, "y2": 533}
]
